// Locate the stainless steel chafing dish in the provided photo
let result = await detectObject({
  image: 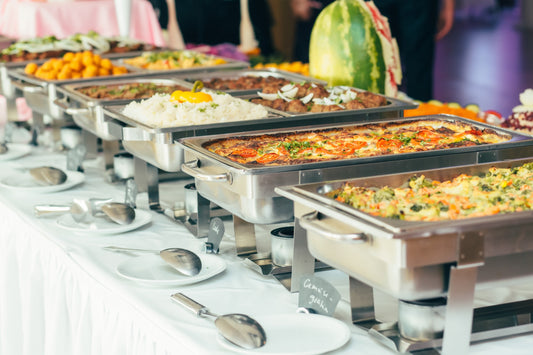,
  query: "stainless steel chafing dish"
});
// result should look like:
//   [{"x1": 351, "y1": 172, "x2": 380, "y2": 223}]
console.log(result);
[
  {"x1": 0, "y1": 48, "x2": 156, "y2": 121},
  {"x1": 7, "y1": 62, "x2": 145, "y2": 122},
  {"x1": 102, "y1": 102, "x2": 285, "y2": 173},
  {"x1": 275, "y1": 157, "x2": 533, "y2": 355},
  {"x1": 54, "y1": 76, "x2": 194, "y2": 141},
  {"x1": 176, "y1": 68, "x2": 326, "y2": 96},
  {"x1": 178, "y1": 115, "x2": 533, "y2": 225}
]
